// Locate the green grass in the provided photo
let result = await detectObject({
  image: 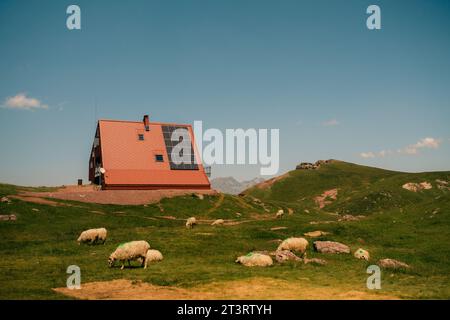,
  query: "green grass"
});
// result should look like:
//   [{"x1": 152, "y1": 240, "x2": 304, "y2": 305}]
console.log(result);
[{"x1": 0, "y1": 161, "x2": 449, "y2": 299}]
